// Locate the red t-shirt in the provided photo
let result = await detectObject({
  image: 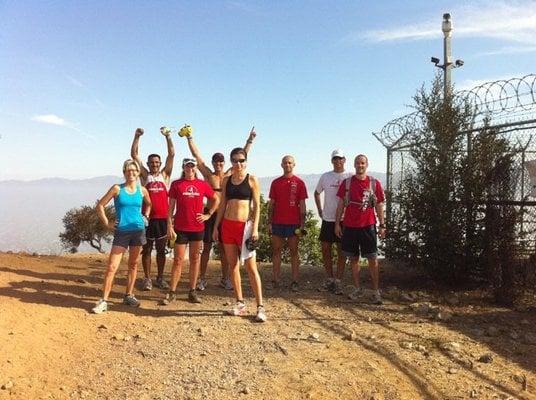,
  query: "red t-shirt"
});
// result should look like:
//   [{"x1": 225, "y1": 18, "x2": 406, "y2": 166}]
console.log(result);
[
  {"x1": 144, "y1": 174, "x2": 169, "y2": 219},
  {"x1": 168, "y1": 178, "x2": 215, "y2": 232},
  {"x1": 269, "y1": 175, "x2": 308, "y2": 225},
  {"x1": 336, "y1": 175, "x2": 385, "y2": 228}
]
